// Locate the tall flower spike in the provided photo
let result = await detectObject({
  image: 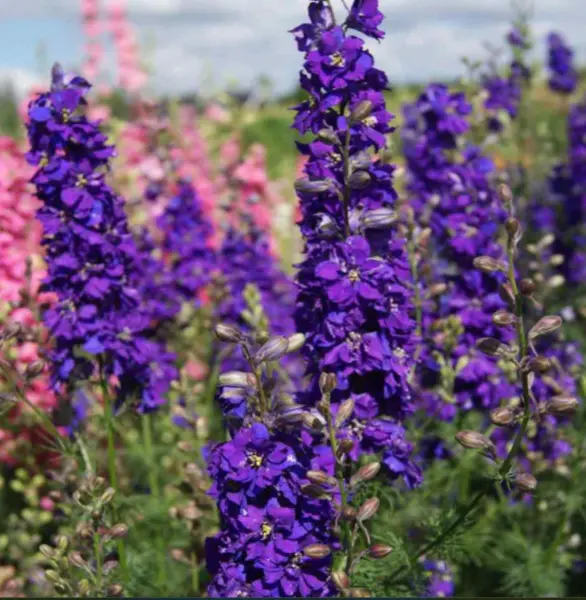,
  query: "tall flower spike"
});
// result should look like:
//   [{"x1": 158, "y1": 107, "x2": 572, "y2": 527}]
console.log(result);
[
  {"x1": 291, "y1": 0, "x2": 419, "y2": 486},
  {"x1": 26, "y1": 65, "x2": 176, "y2": 413}
]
